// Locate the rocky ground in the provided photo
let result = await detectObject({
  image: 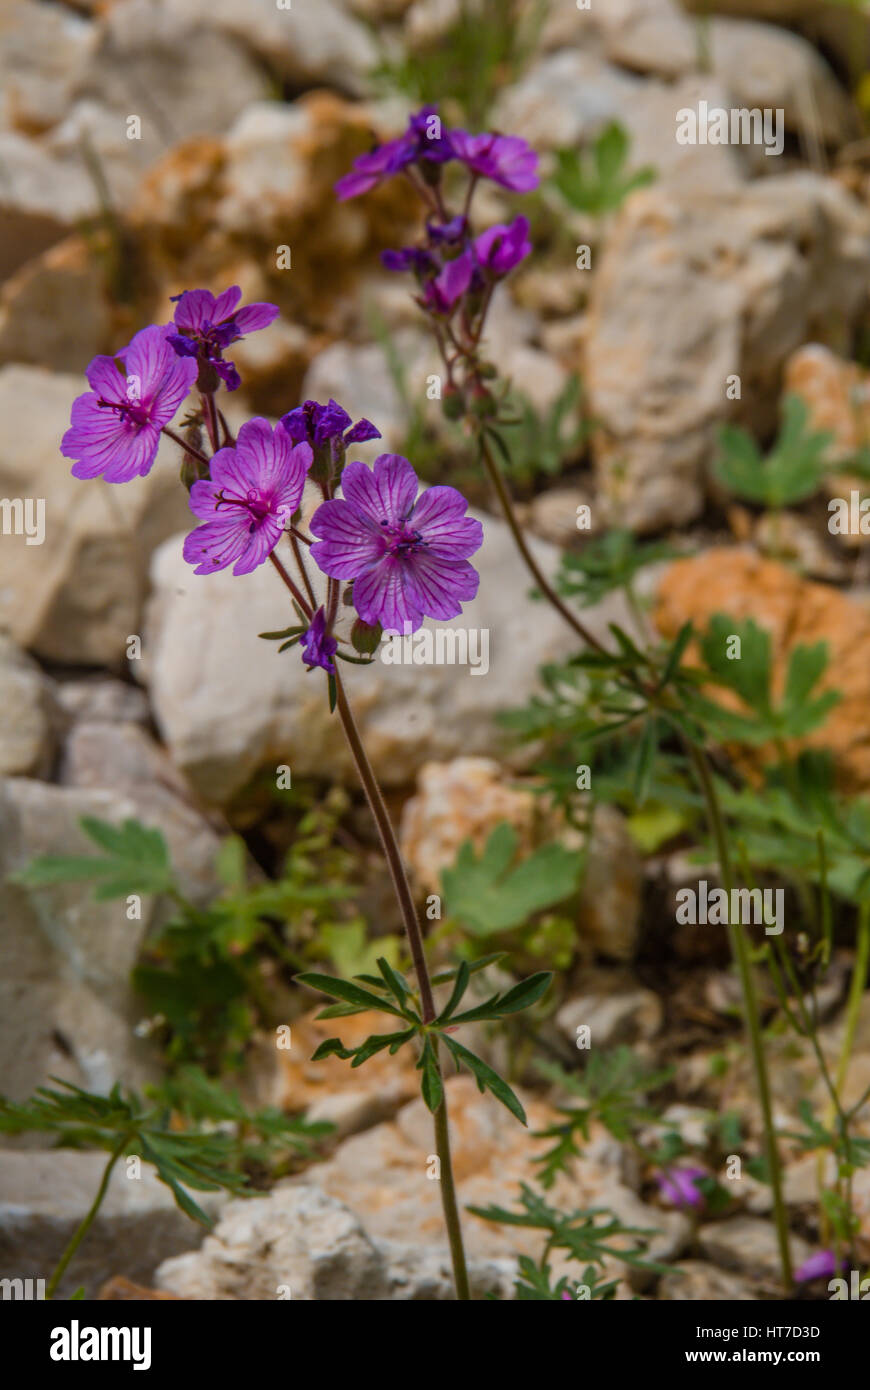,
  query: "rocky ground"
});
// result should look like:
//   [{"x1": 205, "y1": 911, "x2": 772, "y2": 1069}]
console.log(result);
[{"x1": 2, "y1": 0, "x2": 870, "y2": 1301}]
